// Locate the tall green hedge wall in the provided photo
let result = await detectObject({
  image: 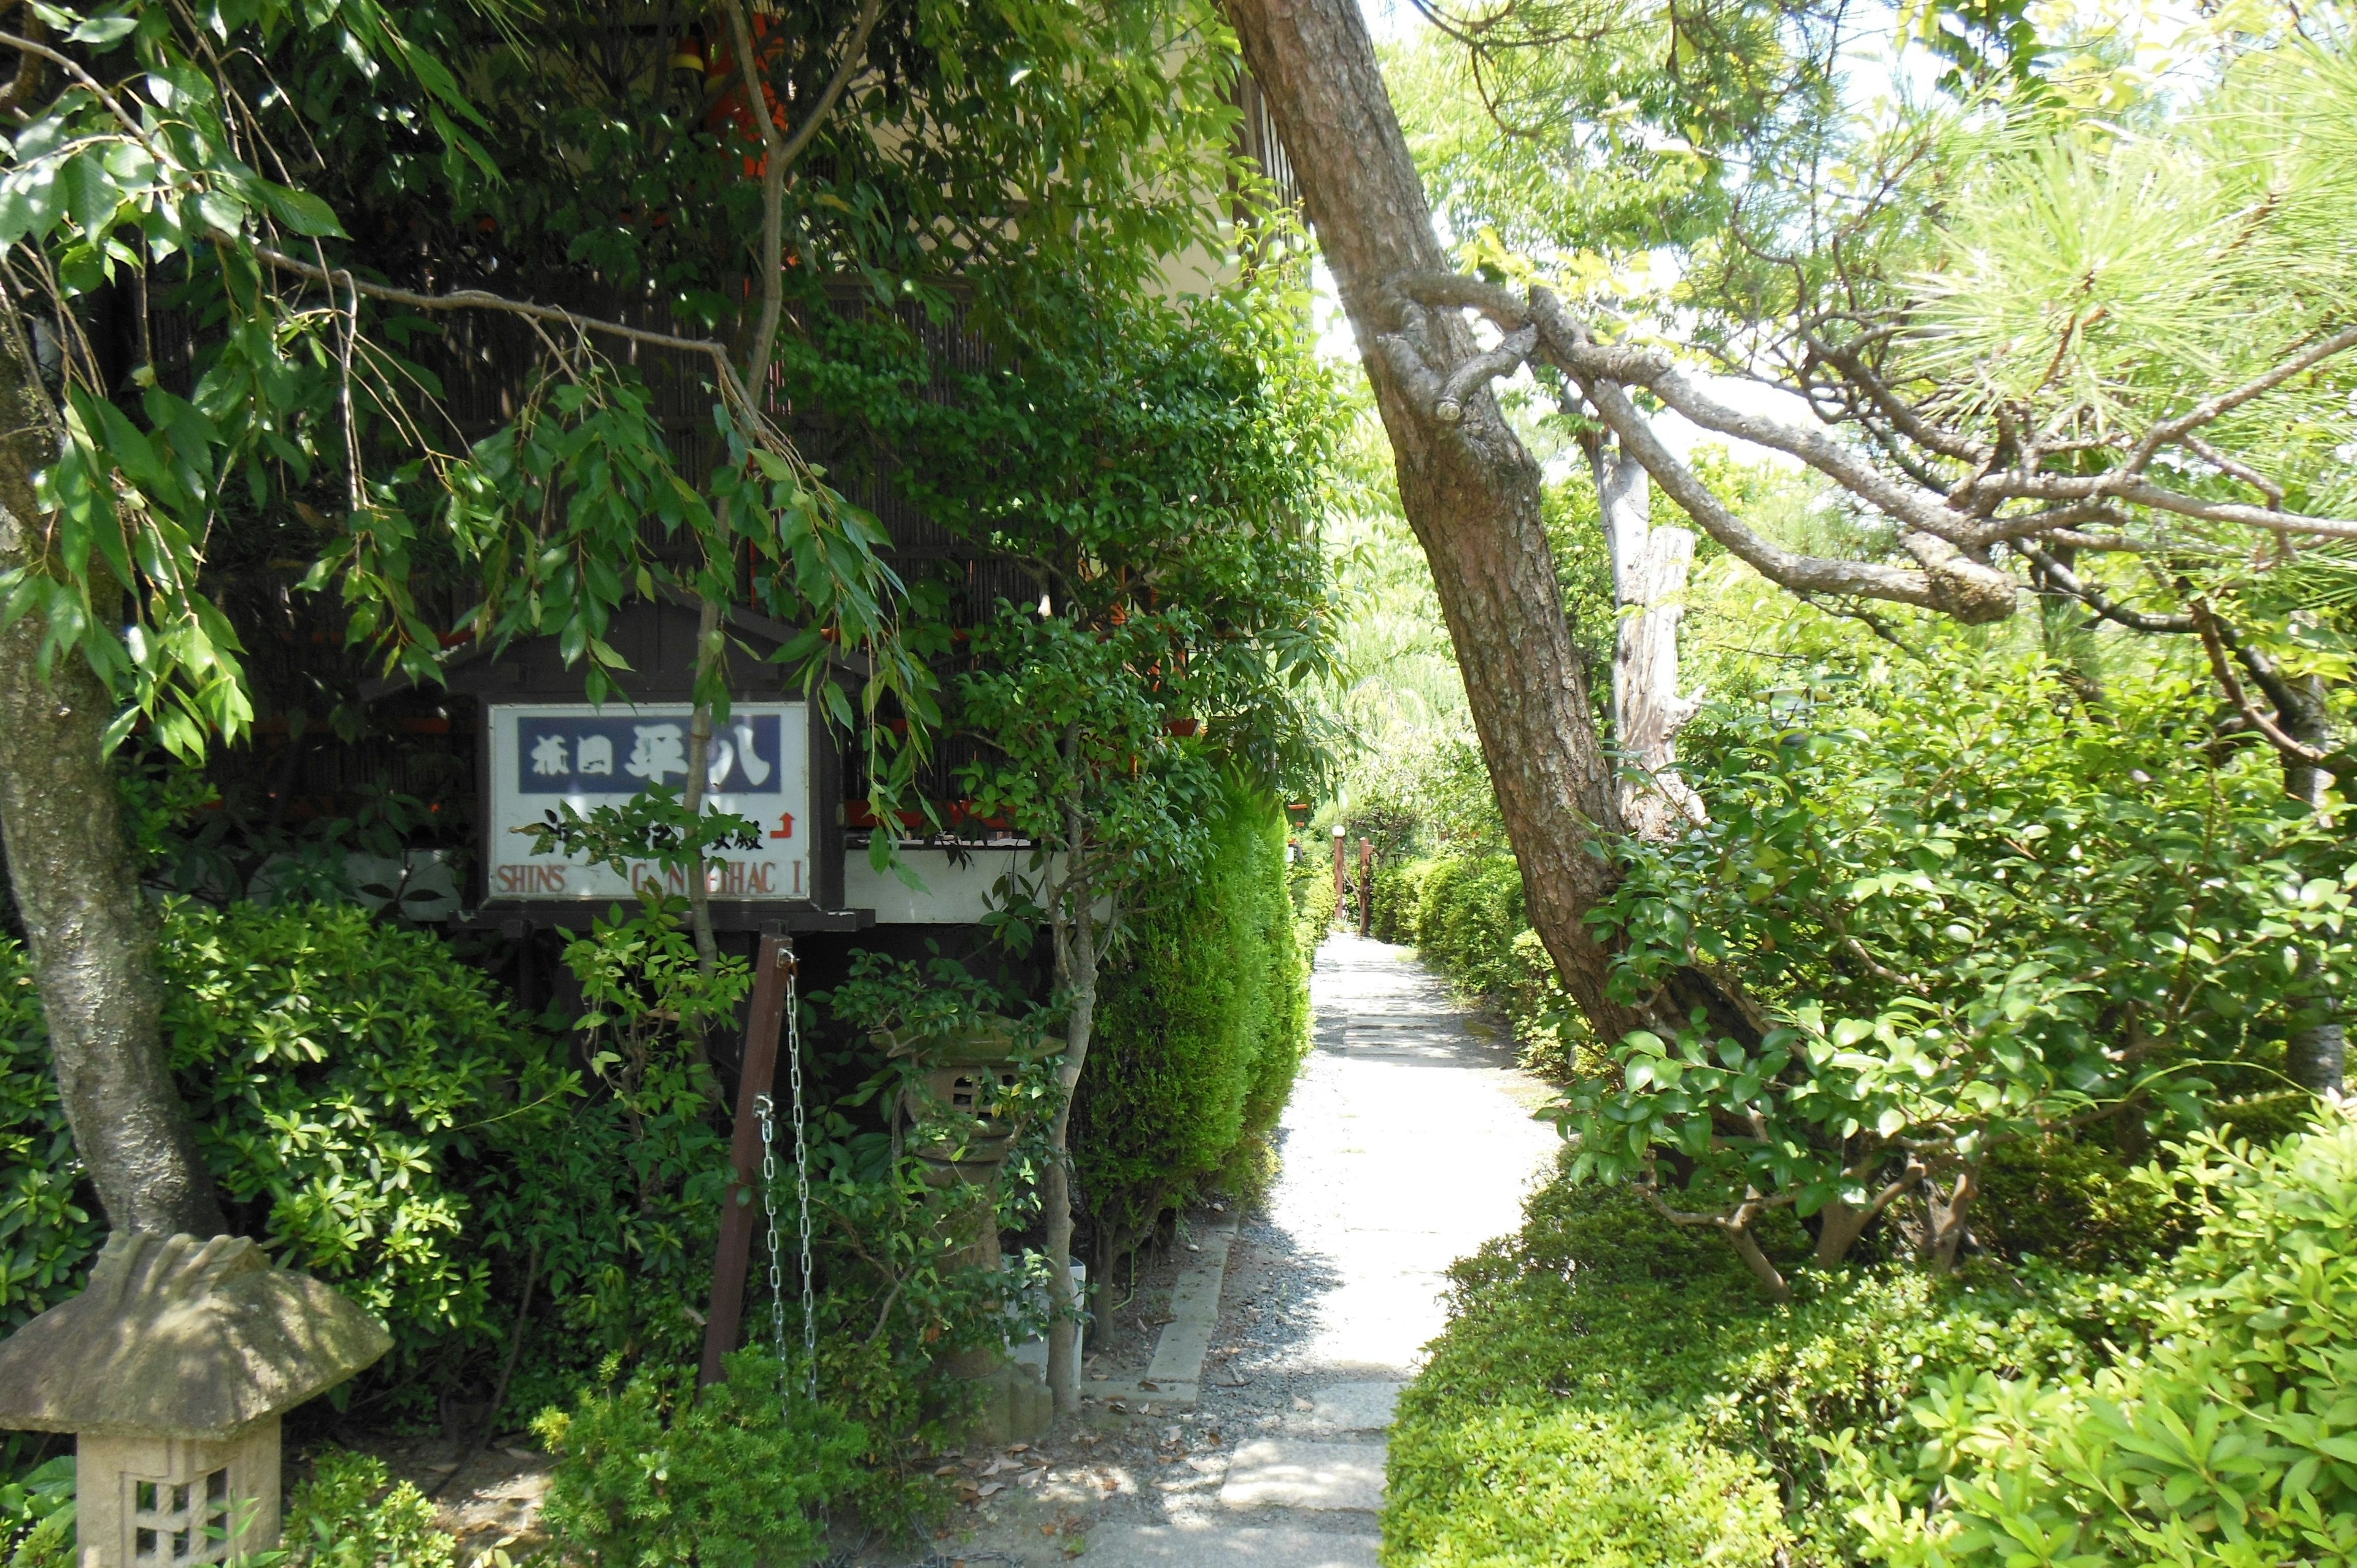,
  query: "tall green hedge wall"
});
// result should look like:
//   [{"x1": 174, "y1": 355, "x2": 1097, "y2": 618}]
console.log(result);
[{"x1": 1072, "y1": 788, "x2": 1310, "y2": 1256}]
